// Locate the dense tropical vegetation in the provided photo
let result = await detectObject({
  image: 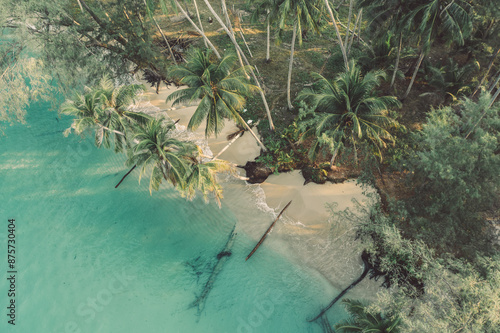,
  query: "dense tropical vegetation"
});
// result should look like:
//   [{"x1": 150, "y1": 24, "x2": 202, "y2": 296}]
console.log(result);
[{"x1": 2, "y1": 0, "x2": 499, "y2": 331}]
